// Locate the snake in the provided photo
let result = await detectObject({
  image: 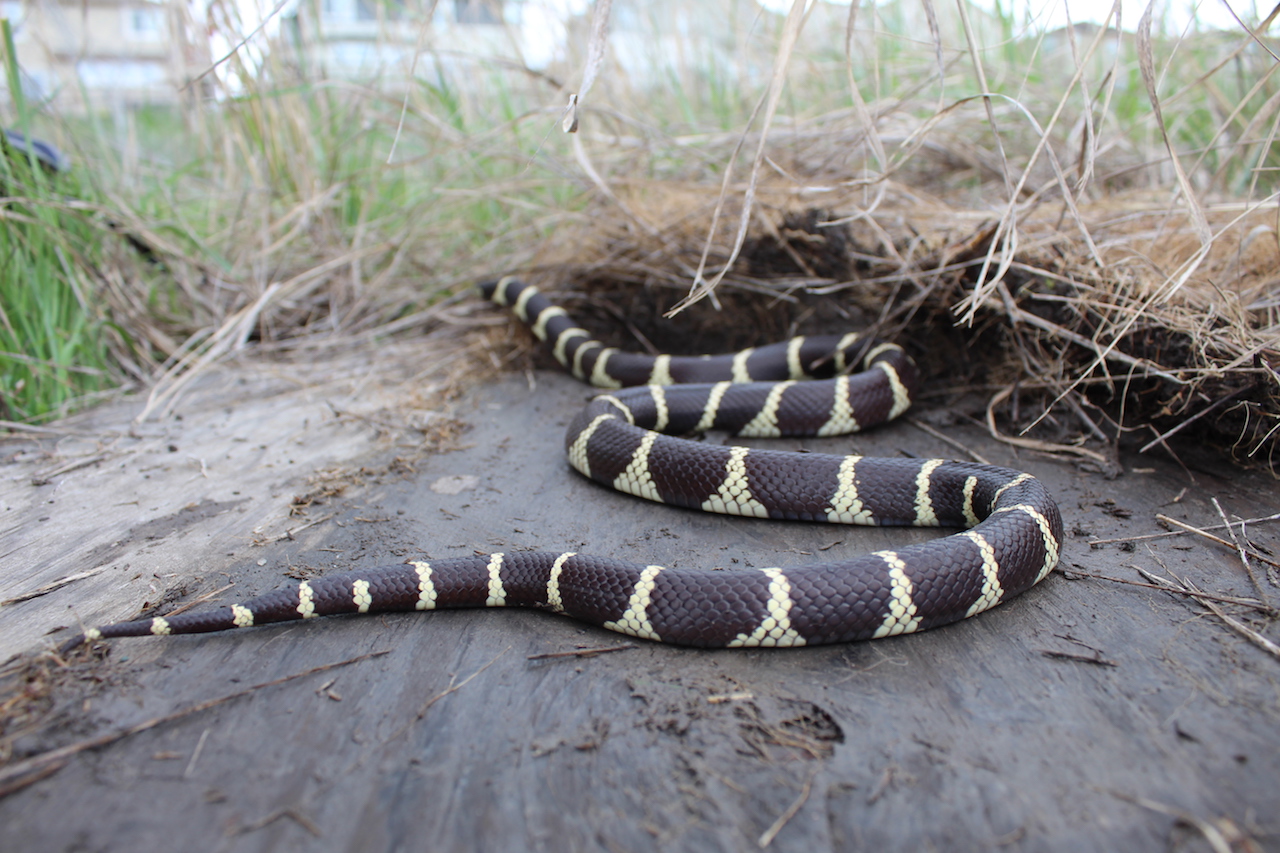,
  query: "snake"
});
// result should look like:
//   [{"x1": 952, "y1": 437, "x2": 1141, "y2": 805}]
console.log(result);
[{"x1": 60, "y1": 277, "x2": 1062, "y2": 651}]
